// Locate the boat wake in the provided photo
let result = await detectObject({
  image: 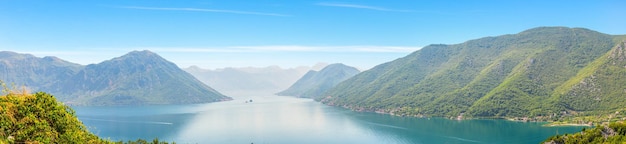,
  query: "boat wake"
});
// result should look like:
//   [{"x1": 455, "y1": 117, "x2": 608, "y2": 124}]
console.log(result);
[
  {"x1": 80, "y1": 117, "x2": 173, "y2": 125},
  {"x1": 362, "y1": 121, "x2": 408, "y2": 130},
  {"x1": 443, "y1": 136, "x2": 483, "y2": 143}
]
